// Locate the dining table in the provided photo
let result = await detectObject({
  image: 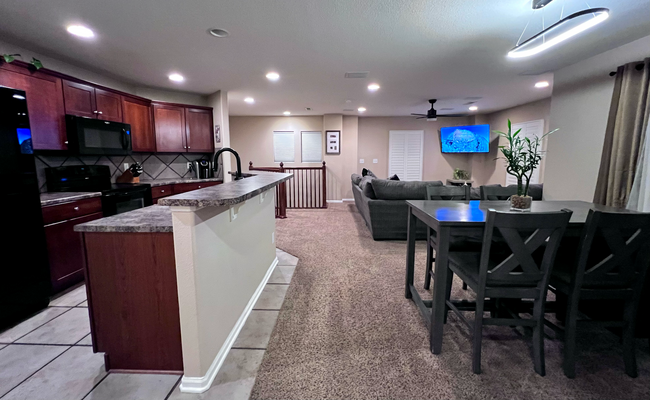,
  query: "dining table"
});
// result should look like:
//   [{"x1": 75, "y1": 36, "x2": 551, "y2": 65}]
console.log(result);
[{"x1": 403, "y1": 199, "x2": 648, "y2": 354}]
